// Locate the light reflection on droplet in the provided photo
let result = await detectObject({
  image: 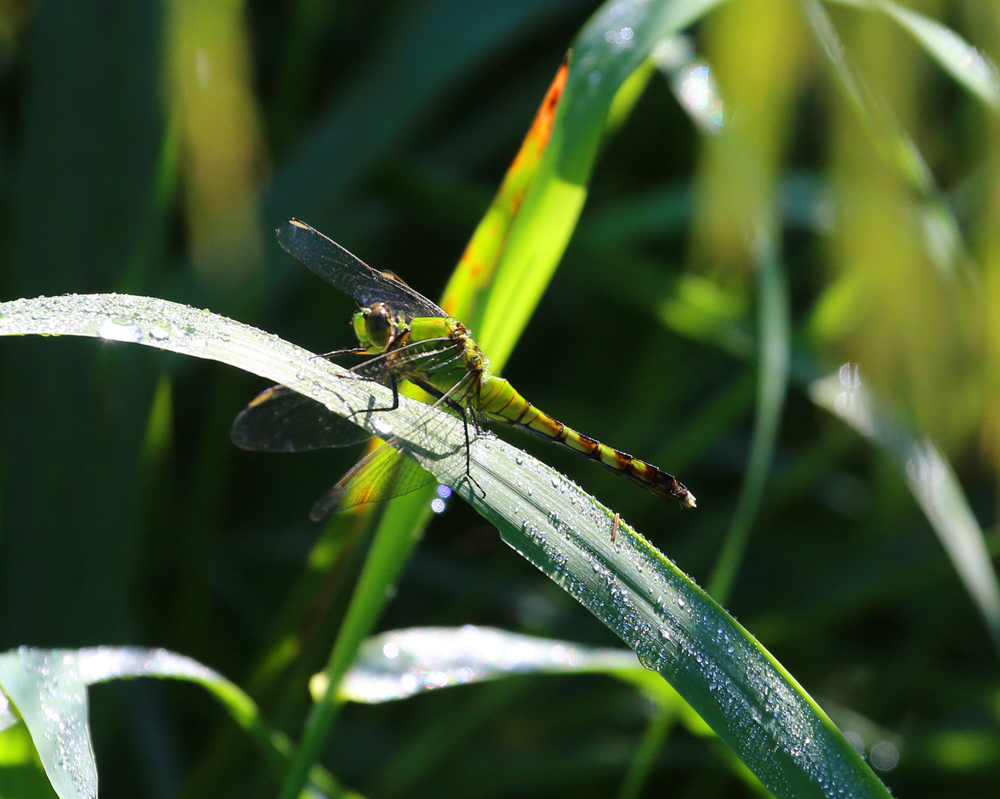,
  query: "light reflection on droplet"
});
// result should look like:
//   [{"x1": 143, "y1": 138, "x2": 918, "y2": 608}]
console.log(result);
[
  {"x1": 675, "y1": 64, "x2": 724, "y2": 133},
  {"x1": 905, "y1": 448, "x2": 943, "y2": 486},
  {"x1": 839, "y1": 362, "x2": 862, "y2": 388},
  {"x1": 604, "y1": 26, "x2": 635, "y2": 53},
  {"x1": 99, "y1": 320, "x2": 143, "y2": 343},
  {"x1": 869, "y1": 740, "x2": 899, "y2": 771},
  {"x1": 437, "y1": 484, "x2": 452, "y2": 499},
  {"x1": 831, "y1": 362, "x2": 874, "y2": 436},
  {"x1": 430, "y1": 498, "x2": 447, "y2": 514}
]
